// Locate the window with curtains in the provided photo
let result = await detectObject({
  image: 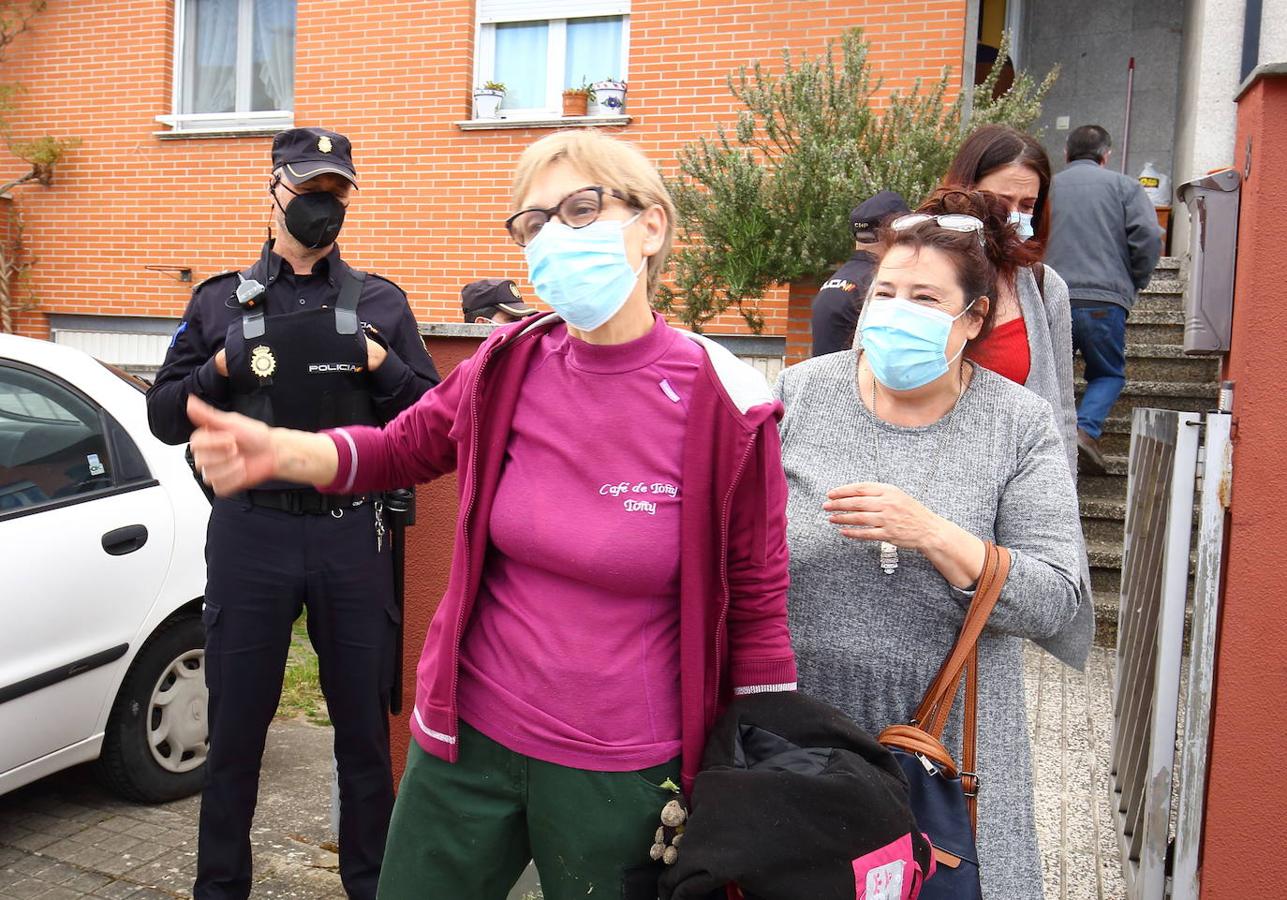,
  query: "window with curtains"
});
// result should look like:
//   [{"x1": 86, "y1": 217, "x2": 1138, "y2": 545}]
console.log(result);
[
  {"x1": 475, "y1": 0, "x2": 629, "y2": 118},
  {"x1": 162, "y1": 0, "x2": 296, "y2": 132}
]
